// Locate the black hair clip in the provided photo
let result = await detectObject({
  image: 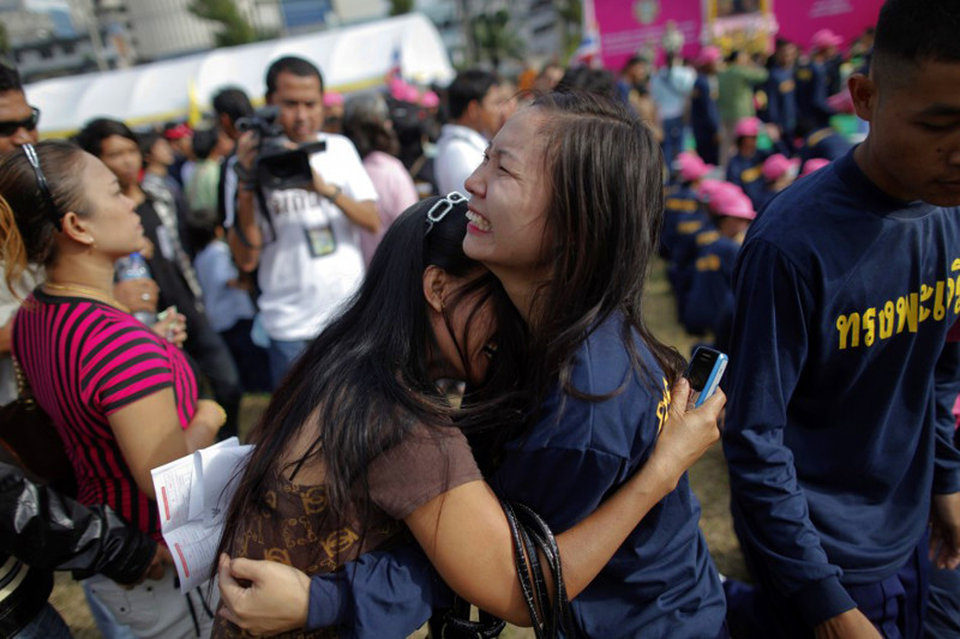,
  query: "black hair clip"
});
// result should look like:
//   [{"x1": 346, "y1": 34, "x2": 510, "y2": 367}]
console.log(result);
[{"x1": 425, "y1": 191, "x2": 468, "y2": 236}]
